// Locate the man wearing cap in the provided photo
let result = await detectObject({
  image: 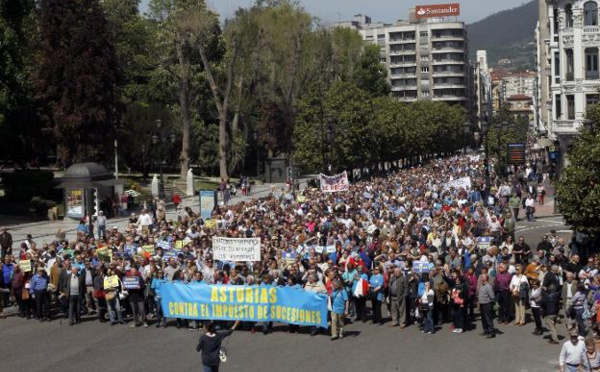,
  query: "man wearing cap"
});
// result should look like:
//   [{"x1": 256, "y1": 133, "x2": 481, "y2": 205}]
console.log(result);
[{"x1": 559, "y1": 329, "x2": 586, "y2": 371}]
